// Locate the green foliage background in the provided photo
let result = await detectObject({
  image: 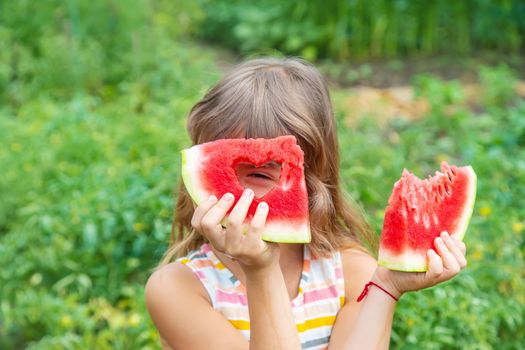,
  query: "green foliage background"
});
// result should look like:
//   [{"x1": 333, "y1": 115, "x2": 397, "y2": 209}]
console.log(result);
[
  {"x1": 0, "y1": 1, "x2": 524, "y2": 349},
  {"x1": 196, "y1": 0, "x2": 525, "y2": 60}
]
